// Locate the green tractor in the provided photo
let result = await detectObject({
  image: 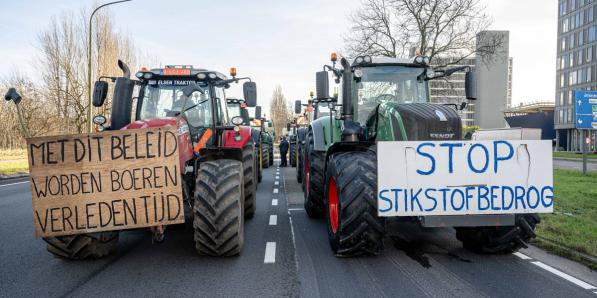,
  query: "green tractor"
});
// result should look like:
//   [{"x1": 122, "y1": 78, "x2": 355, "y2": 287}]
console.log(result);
[
  {"x1": 302, "y1": 54, "x2": 542, "y2": 257},
  {"x1": 252, "y1": 106, "x2": 274, "y2": 170}
]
